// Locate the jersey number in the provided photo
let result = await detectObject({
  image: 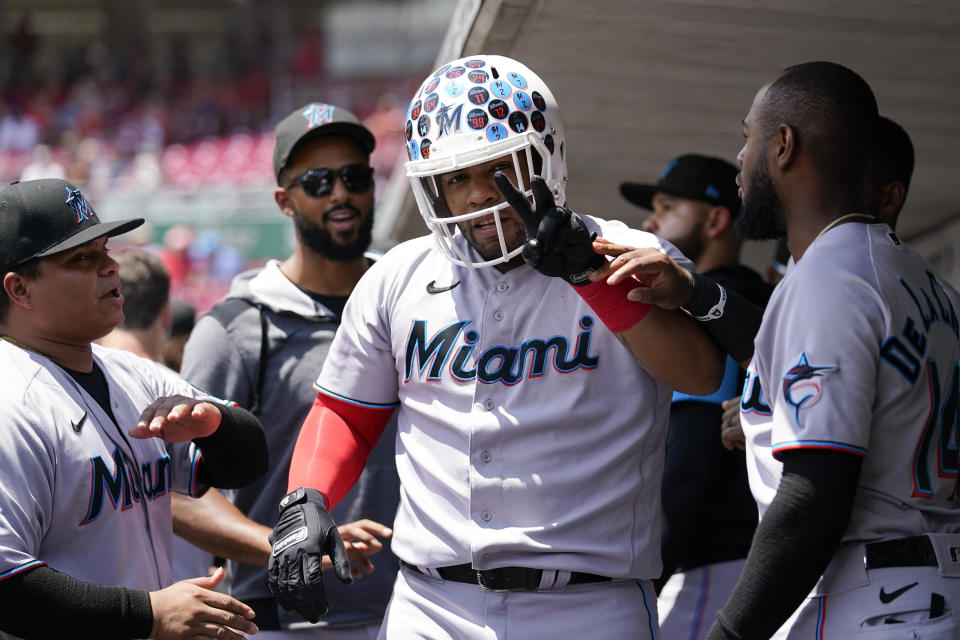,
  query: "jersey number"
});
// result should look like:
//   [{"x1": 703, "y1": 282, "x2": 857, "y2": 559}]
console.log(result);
[{"x1": 912, "y1": 359, "x2": 959, "y2": 500}]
